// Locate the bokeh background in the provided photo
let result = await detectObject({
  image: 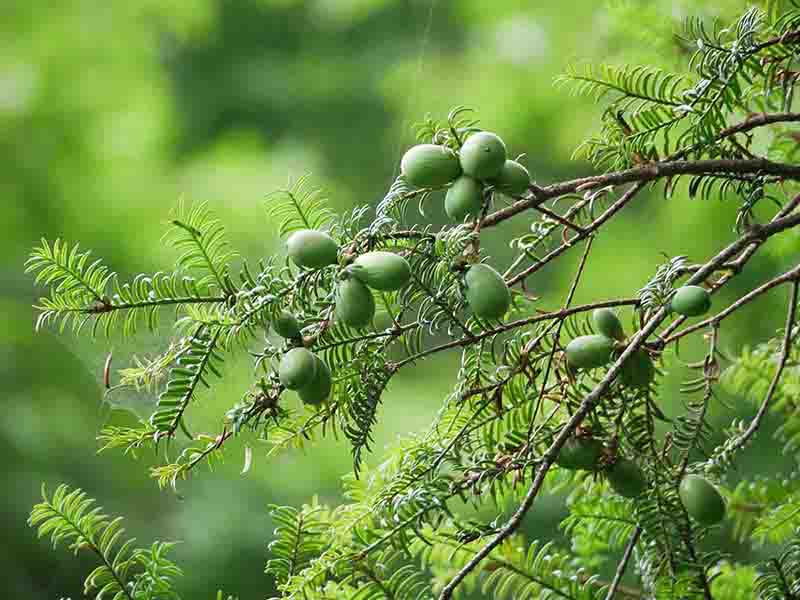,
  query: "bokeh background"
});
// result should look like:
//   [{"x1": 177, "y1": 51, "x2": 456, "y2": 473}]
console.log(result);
[{"x1": 4, "y1": 1, "x2": 797, "y2": 598}]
